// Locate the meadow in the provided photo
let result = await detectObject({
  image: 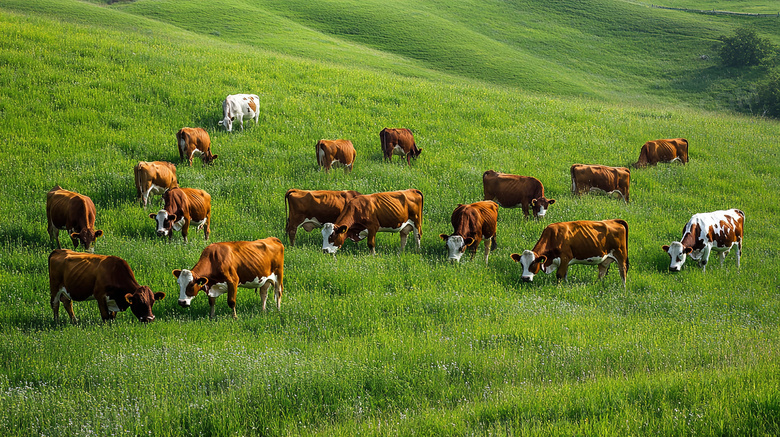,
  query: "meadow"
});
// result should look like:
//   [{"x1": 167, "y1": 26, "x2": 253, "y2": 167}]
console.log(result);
[{"x1": 0, "y1": 0, "x2": 779, "y2": 435}]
